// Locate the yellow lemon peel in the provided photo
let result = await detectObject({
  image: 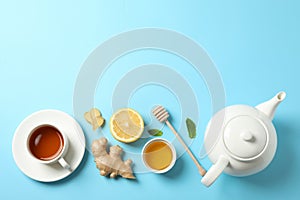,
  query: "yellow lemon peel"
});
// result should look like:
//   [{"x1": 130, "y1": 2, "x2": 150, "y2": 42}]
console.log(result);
[{"x1": 110, "y1": 108, "x2": 144, "y2": 143}]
